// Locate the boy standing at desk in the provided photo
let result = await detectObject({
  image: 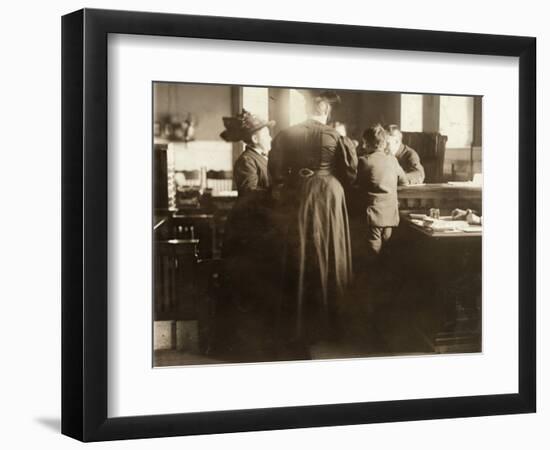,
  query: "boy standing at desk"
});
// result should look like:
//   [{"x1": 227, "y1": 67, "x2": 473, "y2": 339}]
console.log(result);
[{"x1": 357, "y1": 124, "x2": 408, "y2": 258}]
